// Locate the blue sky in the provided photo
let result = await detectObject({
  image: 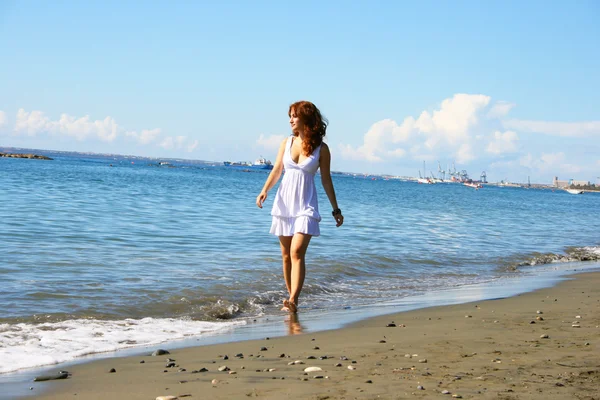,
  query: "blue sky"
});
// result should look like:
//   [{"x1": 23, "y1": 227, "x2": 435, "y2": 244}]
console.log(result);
[{"x1": 1, "y1": 0, "x2": 599, "y2": 183}]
